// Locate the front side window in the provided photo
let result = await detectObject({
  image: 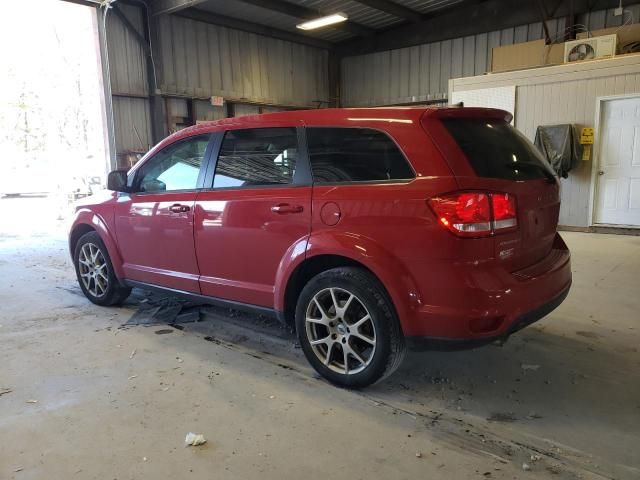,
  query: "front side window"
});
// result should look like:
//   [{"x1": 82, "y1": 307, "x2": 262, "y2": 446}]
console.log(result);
[
  {"x1": 307, "y1": 127, "x2": 414, "y2": 183},
  {"x1": 213, "y1": 128, "x2": 298, "y2": 188},
  {"x1": 135, "y1": 134, "x2": 210, "y2": 192}
]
